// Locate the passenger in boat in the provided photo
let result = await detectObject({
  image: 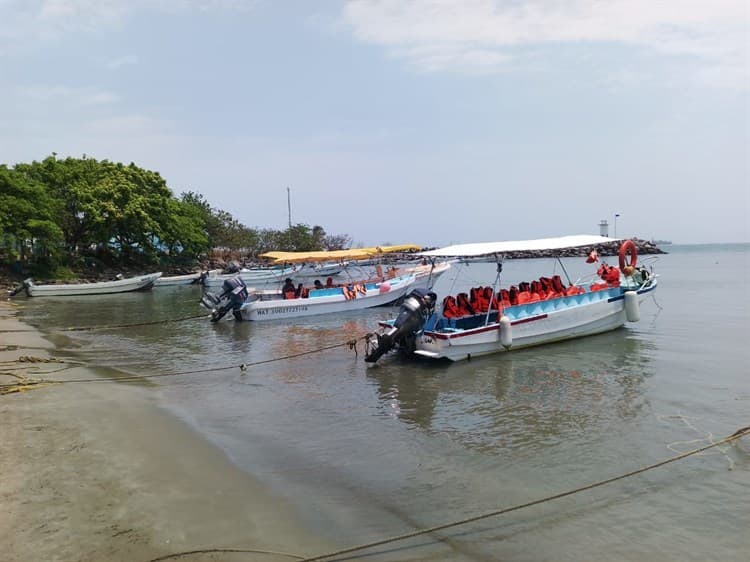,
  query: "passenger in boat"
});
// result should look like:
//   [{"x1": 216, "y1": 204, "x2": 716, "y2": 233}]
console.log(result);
[
  {"x1": 325, "y1": 277, "x2": 334, "y2": 288},
  {"x1": 295, "y1": 283, "x2": 306, "y2": 298},
  {"x1": 282, "y1": 278, "x2": 296, "y2": 299},
  {"x1": 313, "y1": 280, "x2": 324, "y2": 290}
]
